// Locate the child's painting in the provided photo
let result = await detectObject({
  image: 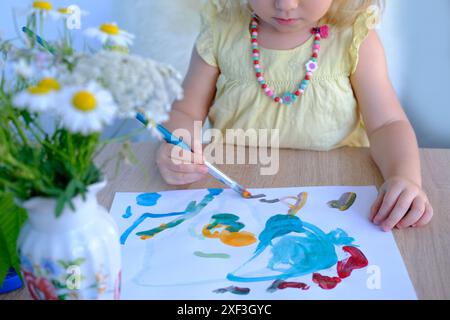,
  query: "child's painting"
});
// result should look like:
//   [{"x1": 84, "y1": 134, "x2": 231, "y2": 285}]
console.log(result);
[{"x1": 109, "y1": 186, "x2": 417, "y2": 299}]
